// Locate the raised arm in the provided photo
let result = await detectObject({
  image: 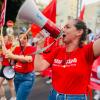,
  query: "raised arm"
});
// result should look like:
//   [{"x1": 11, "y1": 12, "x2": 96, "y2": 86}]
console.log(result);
[
  {"x1": 6, "y1": 51, "x2": 33, "y2": 63},
  {"x1": 1, "y1": 36, "x2": 33, "y2": 63},
  {"x1": 93, "y1": 38, "x2": 100, "y2": 57},
  {"x1": 34, "y1": 53, "x2": 50, "y2": 71},
  {"x1": 2, "y1": 47, "x2": 33, "y2": 63}
]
